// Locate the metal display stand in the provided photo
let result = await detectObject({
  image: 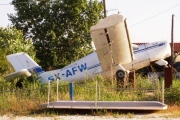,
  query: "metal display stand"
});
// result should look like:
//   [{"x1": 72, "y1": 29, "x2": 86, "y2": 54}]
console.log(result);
[{"x1": 41, "y1": 79, "x2": 167, "y2": 110}]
